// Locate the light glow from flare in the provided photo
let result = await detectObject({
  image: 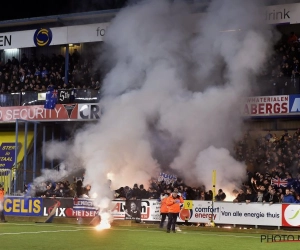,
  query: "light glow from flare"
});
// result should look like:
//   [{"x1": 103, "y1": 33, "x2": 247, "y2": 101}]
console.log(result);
[
  {"x1": 224, "y1": 193, "x2": 236, "y2": 202},
  {"x1": 95, "y1": 212, "x2": 112, "y2": 231}
]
